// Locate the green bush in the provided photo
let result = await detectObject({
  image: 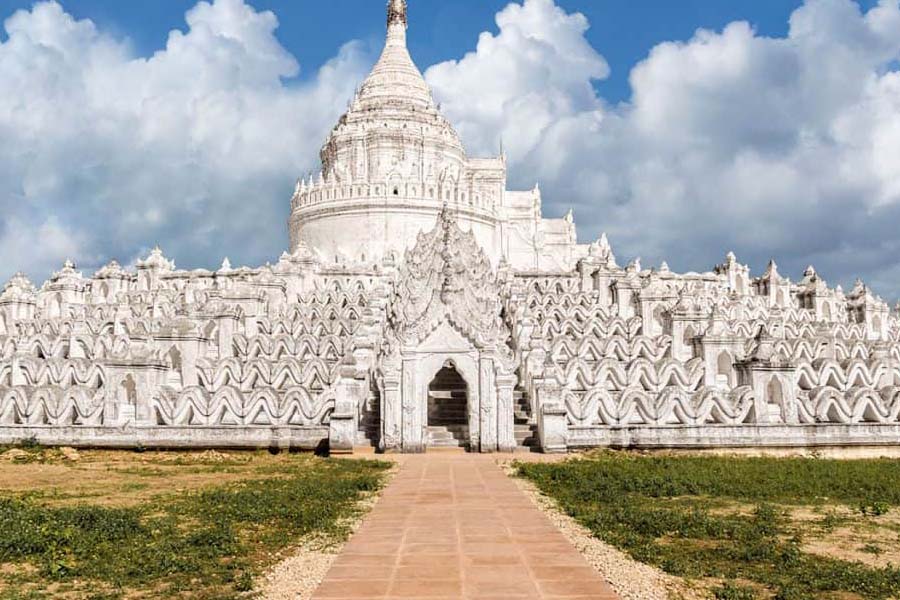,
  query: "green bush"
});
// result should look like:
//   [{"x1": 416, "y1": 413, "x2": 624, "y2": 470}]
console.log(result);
[
  {"x1": 859, "y1": 501, "x2": 890, "y2": 517},
  {"x1": 714, "y1": 582, "x2": 757, "y2": 600}
]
